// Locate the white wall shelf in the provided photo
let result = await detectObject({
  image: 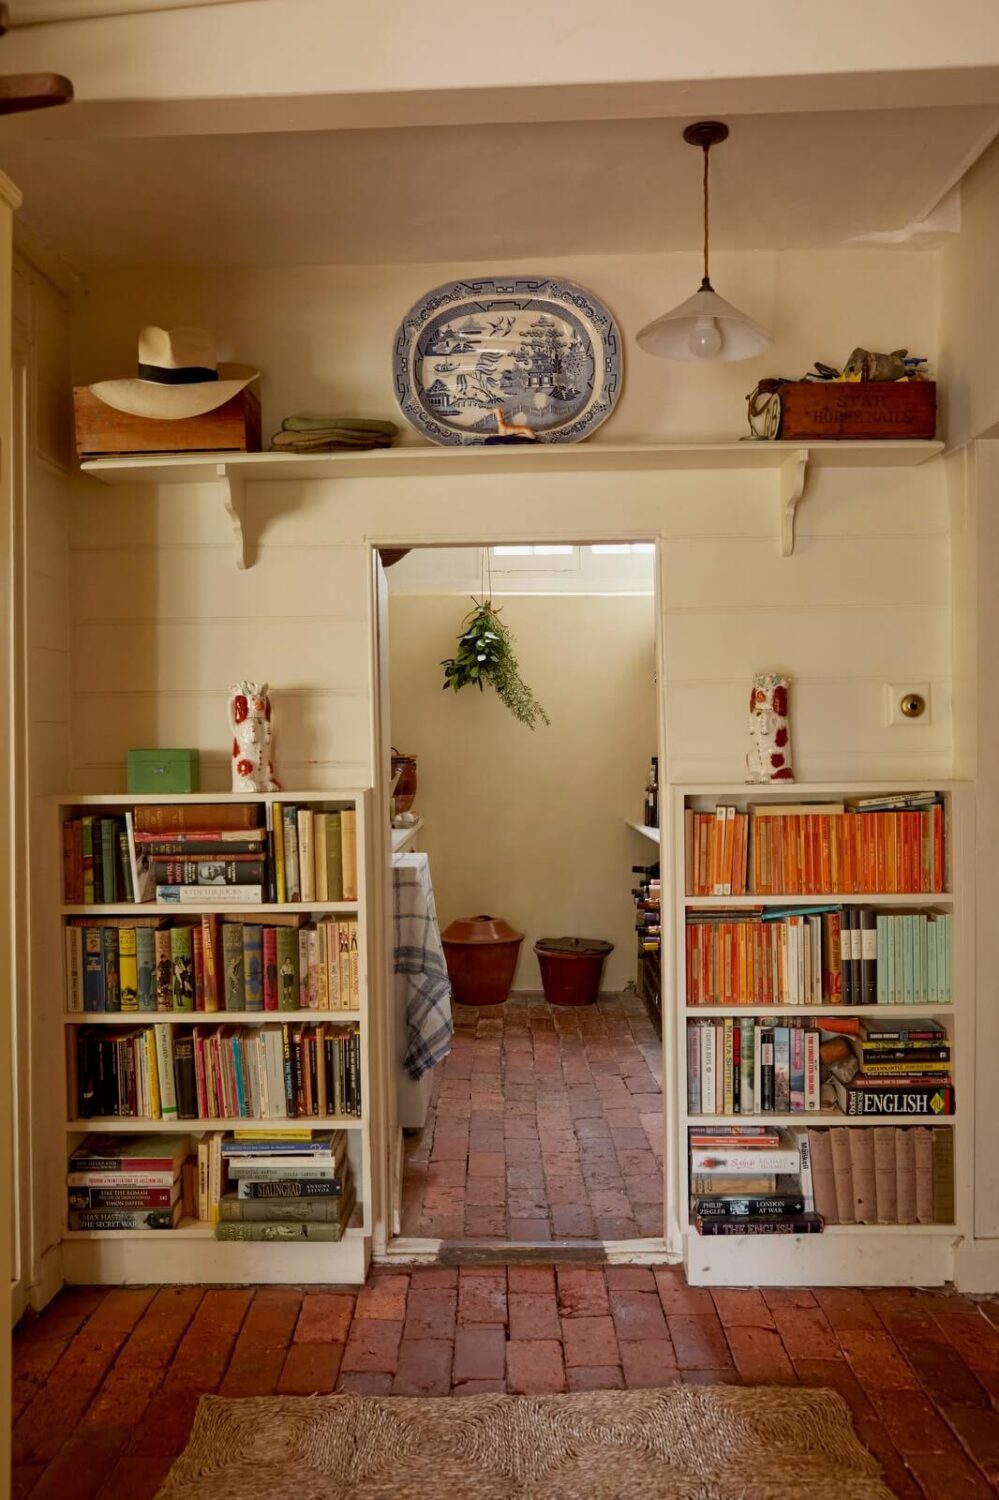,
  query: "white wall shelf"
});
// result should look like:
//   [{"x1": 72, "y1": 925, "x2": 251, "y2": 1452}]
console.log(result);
[
  {"x1": 80, "y1": 439, "x2": 945, "y2": 565},
  {"x1": 391, "y1": 818, "x2": 423, "y2": 852},
  {"x1": 626, "y1": 820, "x2": 660, "y2": 845}
]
